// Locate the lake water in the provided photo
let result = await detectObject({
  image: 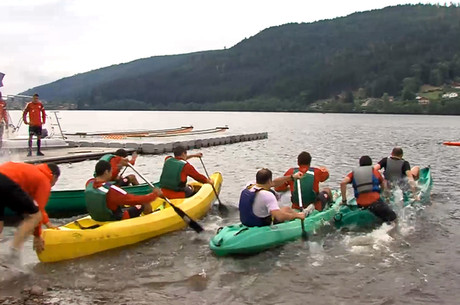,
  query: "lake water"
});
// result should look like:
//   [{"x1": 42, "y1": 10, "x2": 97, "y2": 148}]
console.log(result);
[{"x1": 1, "y1": 111, "x2": 459, "y2": 304}]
